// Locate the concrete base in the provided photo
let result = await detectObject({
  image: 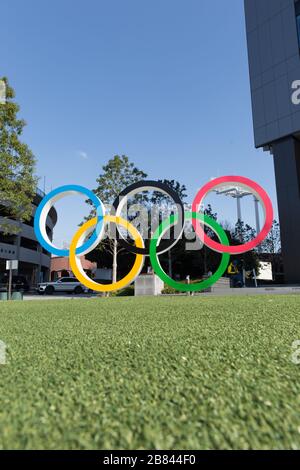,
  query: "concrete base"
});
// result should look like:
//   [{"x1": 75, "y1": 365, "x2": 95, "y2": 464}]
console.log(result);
[
  {"x1": 203, "y1": 277, "x2": 230, "y2": 293},
  {"x1": 135, "y1": 274, "x2": 164, "y2": 296}
]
